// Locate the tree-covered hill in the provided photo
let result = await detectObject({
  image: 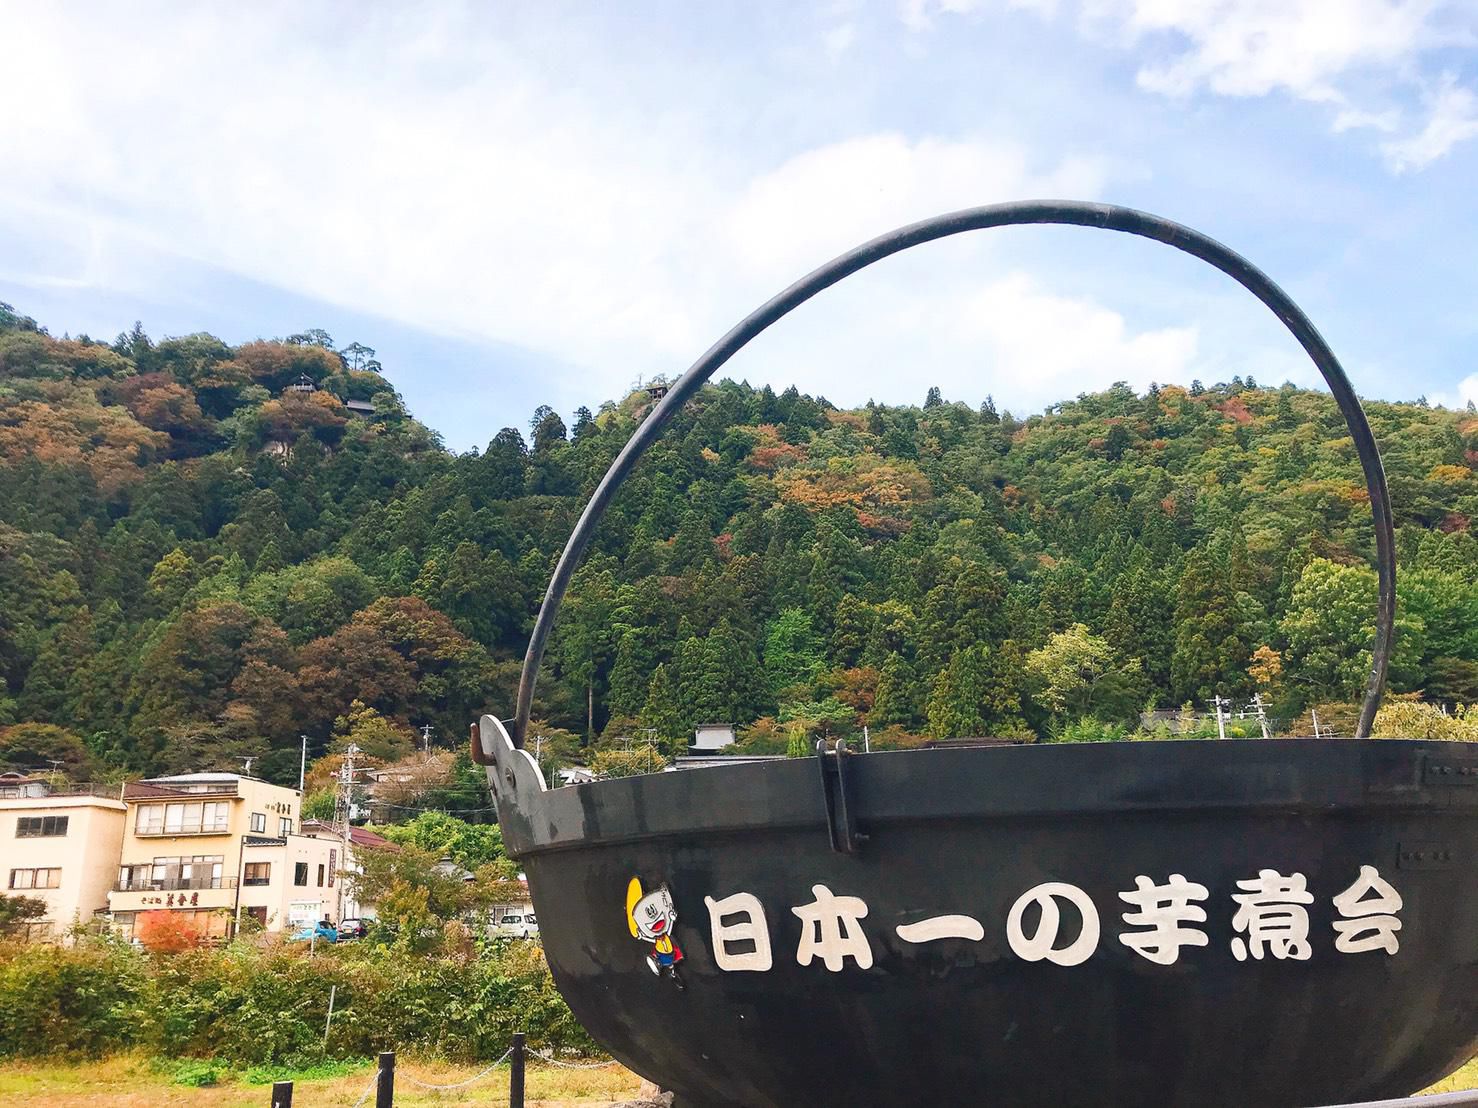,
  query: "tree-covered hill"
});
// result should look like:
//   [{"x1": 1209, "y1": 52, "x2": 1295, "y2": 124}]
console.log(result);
[{"x1": 3, "y1": 300, "x2": 1477, "y2": 780}]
